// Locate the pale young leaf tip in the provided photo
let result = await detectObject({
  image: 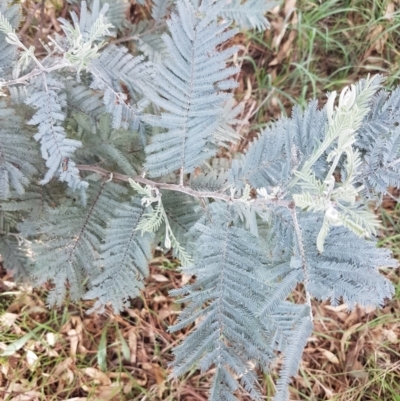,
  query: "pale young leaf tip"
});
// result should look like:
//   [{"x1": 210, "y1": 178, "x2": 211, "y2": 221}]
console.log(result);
[{"x1": 326, "y1": 90, "x2": 337, "y2": 124}]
